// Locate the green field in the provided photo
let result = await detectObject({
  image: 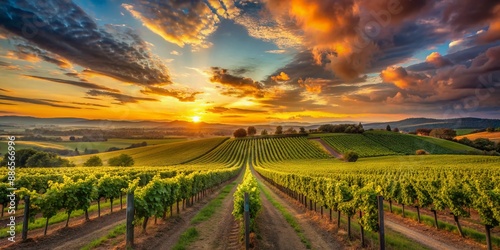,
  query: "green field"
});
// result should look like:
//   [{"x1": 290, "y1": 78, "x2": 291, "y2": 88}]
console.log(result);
[
  {"x1": 67, "y1": 137, "x2": 228, "y2": 166},
  {"x1": 455, "y1": 129, "x2": 477, "y2": 136},
  {"x1": 362, "y1": 130, "x2": 478, "y2": 154},
  {"x1": 0, "y1": 137, "x2": 187, "y2": 155},
  {"x1": 321, "y1": 133, "x2": 396, "y2": 157}
]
